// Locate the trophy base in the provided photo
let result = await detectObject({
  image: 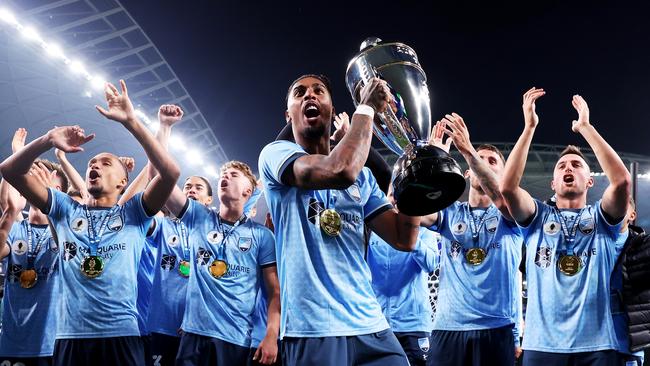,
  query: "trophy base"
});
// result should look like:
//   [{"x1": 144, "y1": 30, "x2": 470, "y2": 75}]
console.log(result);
[{"x1": 393, "y1": 145, "x2": 466, "y2": 216}]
